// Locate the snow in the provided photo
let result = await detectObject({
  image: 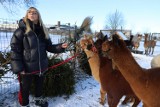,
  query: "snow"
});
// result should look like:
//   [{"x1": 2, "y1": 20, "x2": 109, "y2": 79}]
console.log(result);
[{"x1": 1, "y1": 35, "x2": 160, "y2": 107}]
